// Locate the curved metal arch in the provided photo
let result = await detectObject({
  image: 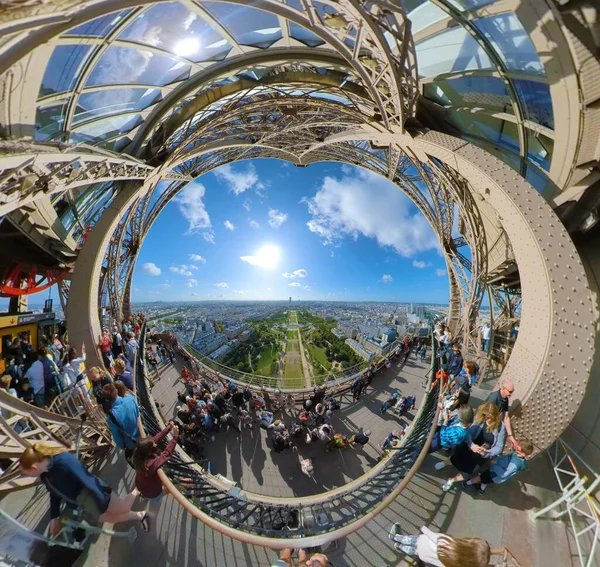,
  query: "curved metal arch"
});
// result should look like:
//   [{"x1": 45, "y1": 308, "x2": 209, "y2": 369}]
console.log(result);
[{"x1": 0, "y1": 0, "x2": 418, "y2": 136}]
